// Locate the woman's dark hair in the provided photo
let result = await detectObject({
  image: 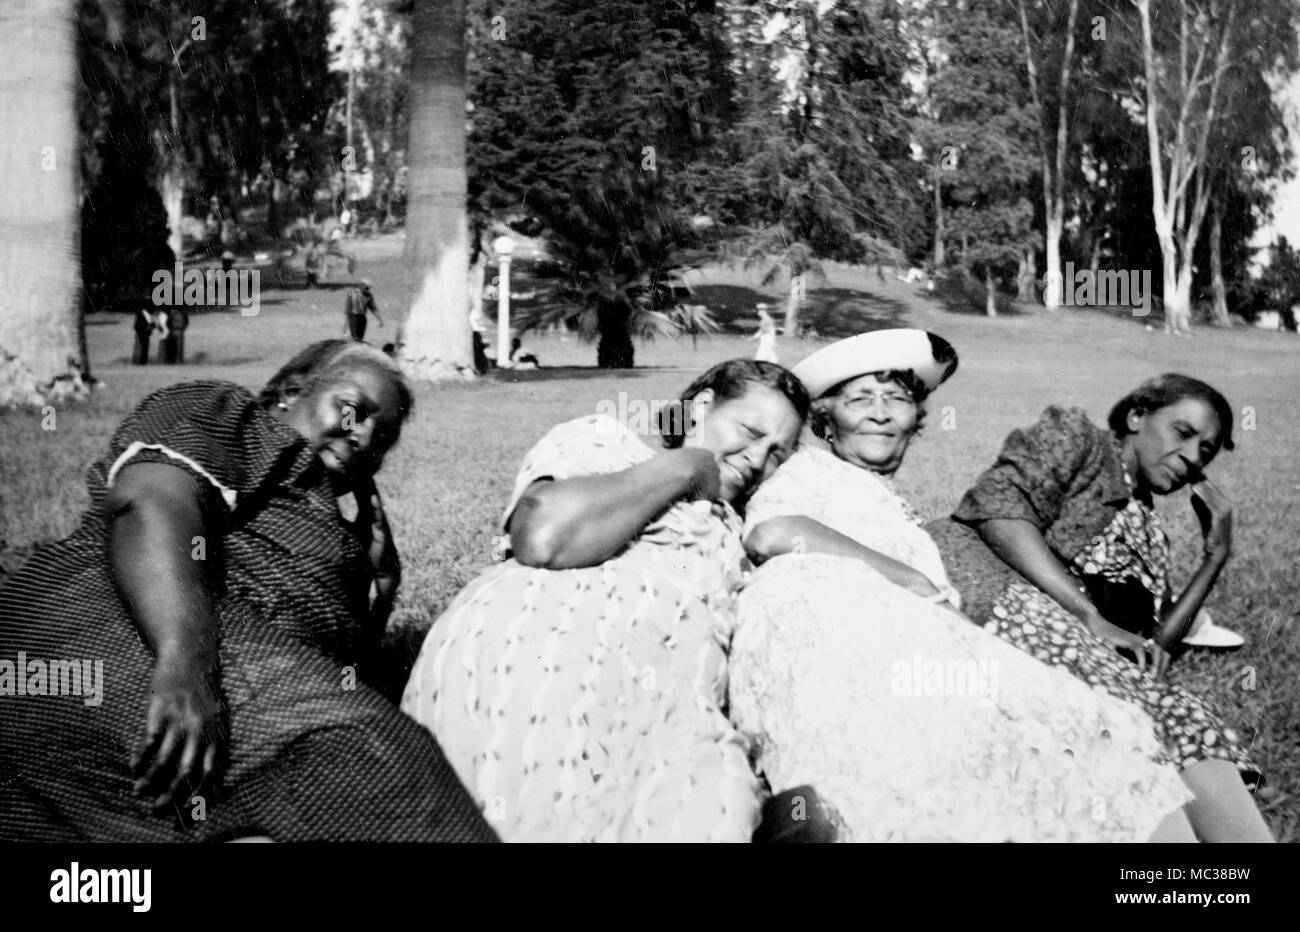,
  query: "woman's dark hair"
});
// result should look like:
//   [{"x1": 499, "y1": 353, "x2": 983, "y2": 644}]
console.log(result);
[
  {"x1": 658, "y1": 359, "x2": 811, "y2": 448},
  {"x1": 1108, "y1": 373, "x2": 1234, "y2": 451},
  {"x1": 258, "y1": 339, "x2": 415, "y2": 419},
  {"x1": 811, "y1": 369, "x2": 930, "y2": 441}
]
